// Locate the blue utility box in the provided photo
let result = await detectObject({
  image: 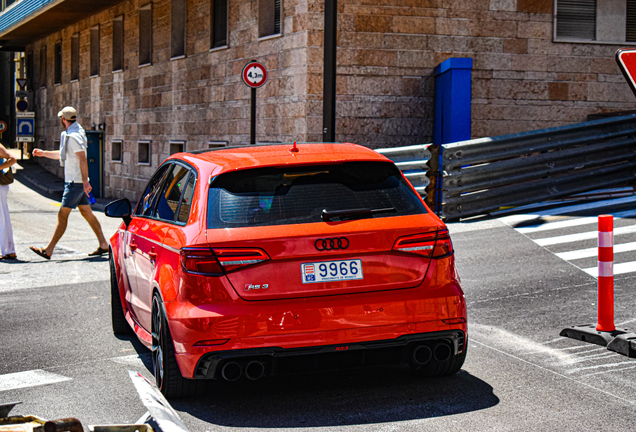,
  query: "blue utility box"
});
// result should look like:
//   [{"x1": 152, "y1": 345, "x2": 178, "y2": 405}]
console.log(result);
[{"x1": 433, "y1": 57, "x2": 473, "y2": 145}]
